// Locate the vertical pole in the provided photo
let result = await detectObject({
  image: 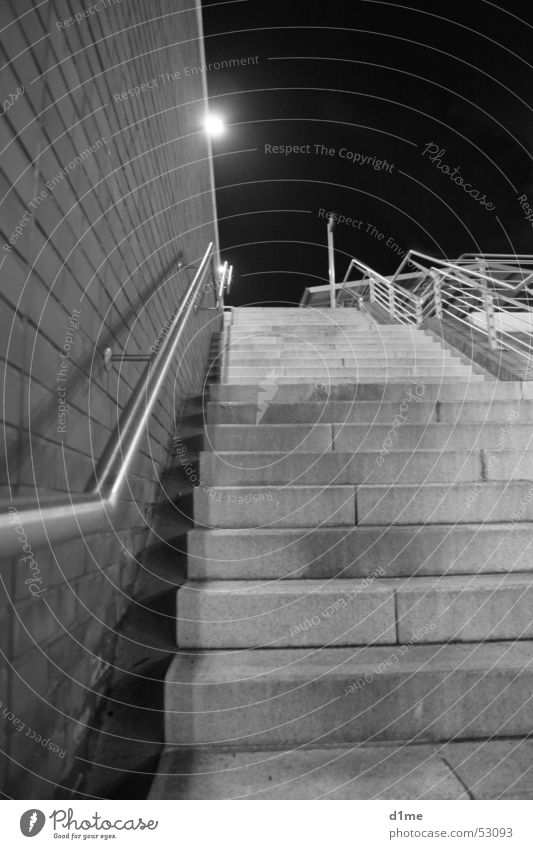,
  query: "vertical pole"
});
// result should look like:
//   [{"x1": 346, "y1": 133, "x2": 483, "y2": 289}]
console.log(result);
[
  {"x1": 415, "y1": 298, "x2": 423, "y2": 327},
  {"x1": 388, "y1": 285, "x2": 395, "y2": 318},
  {"x1": 328, "y1": 215, "x2": 336, "y2": 308},
  {"x1": 485, "y1": 290, "x2": 498, "y2": 349},
  {"x1": 433, "y1": 271, "x2": 442, "y2": 320}
]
